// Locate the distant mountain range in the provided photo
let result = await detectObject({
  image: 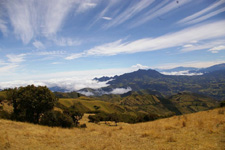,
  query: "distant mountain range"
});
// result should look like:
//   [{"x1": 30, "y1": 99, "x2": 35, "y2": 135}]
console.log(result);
[
  {"x1": 89, "y1": 63, "x2": 225, "y2": 100},
  {"x1": 156, "y1": 63, "x2": 225, "y2": 75},
  {"x1": 50, "y1": 63, "x2": 225, "y2": 100}
]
